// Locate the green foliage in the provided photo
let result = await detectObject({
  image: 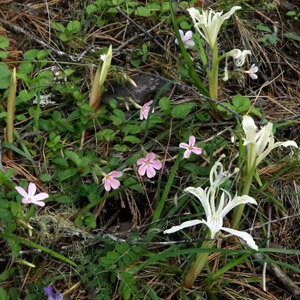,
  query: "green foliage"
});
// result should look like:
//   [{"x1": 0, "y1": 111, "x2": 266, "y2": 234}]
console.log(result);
[{"x1": 51, "y1": 20, "x2": 82, "y2": 42}]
